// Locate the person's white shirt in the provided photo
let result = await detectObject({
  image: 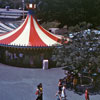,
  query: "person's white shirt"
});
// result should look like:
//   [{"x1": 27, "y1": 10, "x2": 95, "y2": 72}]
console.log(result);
[{"x1": 61, "y1": 85, "x2": 66, "y2": 98}]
